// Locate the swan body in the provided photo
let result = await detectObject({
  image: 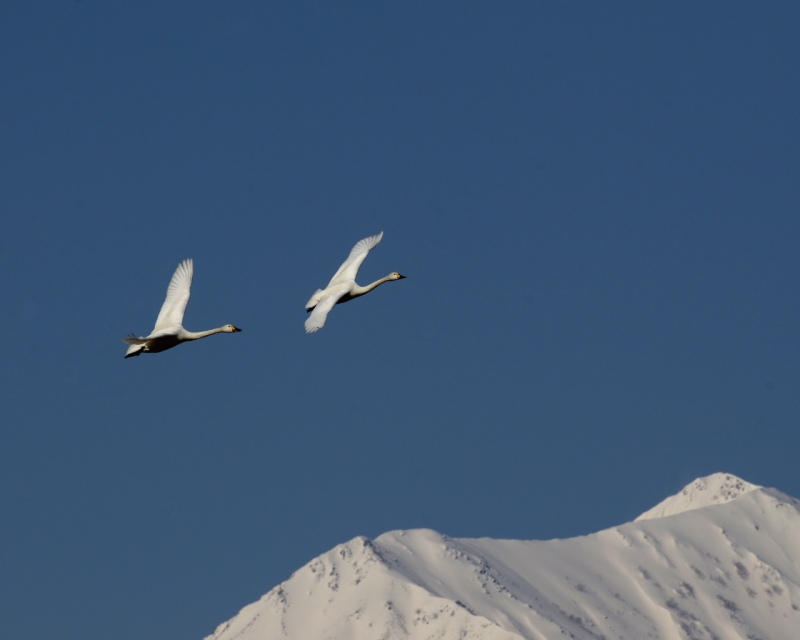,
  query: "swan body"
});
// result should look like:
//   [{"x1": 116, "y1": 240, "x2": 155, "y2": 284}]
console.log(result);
[
  {"x1": 305, "y1": 231, "x2": 405, "y2": 333},
  {"x1": 123, "y1": 259, "x2": 241, "y2": 358}
]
